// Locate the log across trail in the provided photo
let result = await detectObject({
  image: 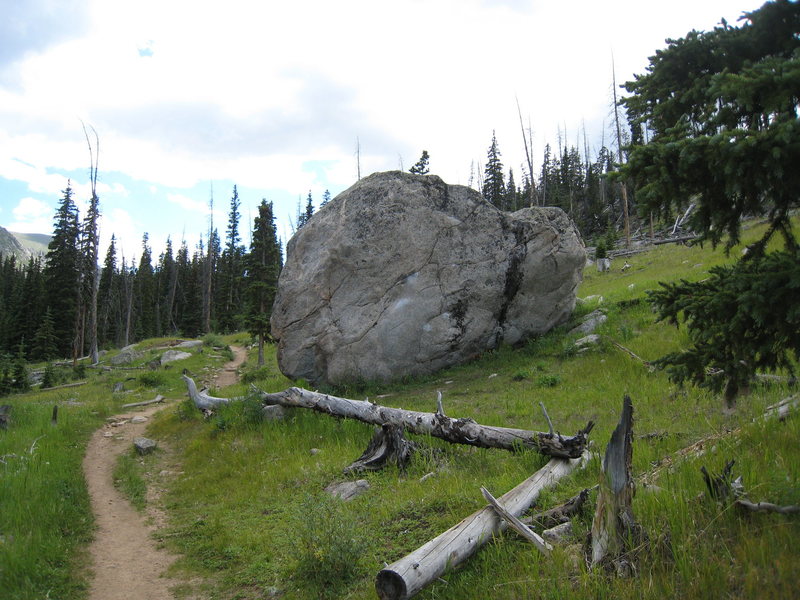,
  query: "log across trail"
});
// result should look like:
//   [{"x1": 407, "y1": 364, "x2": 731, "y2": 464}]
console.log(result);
[{"x1": 182, "y1": 376, "x2": 594, "y2": 459}]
